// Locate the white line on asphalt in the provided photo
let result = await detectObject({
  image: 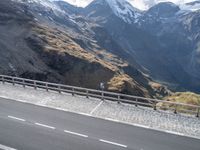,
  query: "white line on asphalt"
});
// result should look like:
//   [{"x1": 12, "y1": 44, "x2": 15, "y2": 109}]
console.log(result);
[
  {"x1": 132, "y1": 123, "x2": 150, "y2": 129},
  {"x1": 35, "y1": 122, "x2": 55, "y2": 130},
  {"x1": 64, "y1": 130, "x2": 88, "y2": 138},
  {"x1": 164, "y1": 130, "x2": 185, "y2": 136},
  {"x1": 90, "y1": 101, "x2": 103, "y2": 115},
  {"x1": 8, "y1": 116, "x2": 26, "y2": 122},
  {"x1": 99, "y1": 139, "x2": 127, "y2": 148},
  {"x1": 0, "y1": 144, "x2": 17, "y2": 150},
  {"x1": 78, "y1": 112, "x2": 92, "y2": 116},
  {"x1": 105, "y1": 118, "x2": 119, "y2": 122}
]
